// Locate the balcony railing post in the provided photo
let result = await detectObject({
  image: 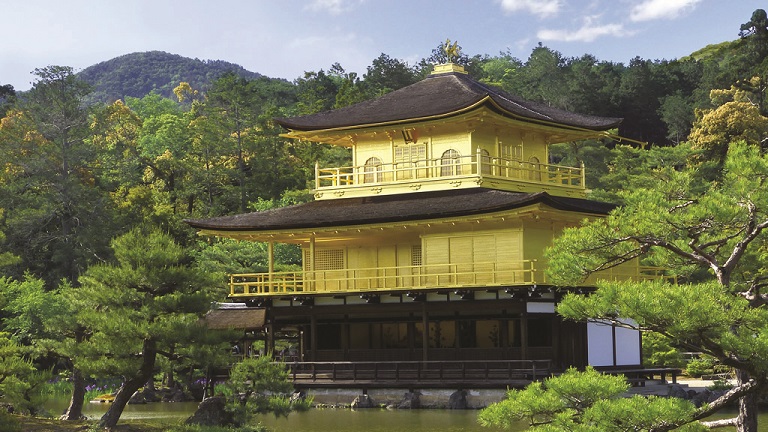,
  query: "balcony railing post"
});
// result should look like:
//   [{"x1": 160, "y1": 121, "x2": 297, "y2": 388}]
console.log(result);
[
  {"x1": 314, "y1": 162, "x2": 320, "y2": 189},
  {"x1": 476, "y1": 147, "x2": 482, "y2": 176}
]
